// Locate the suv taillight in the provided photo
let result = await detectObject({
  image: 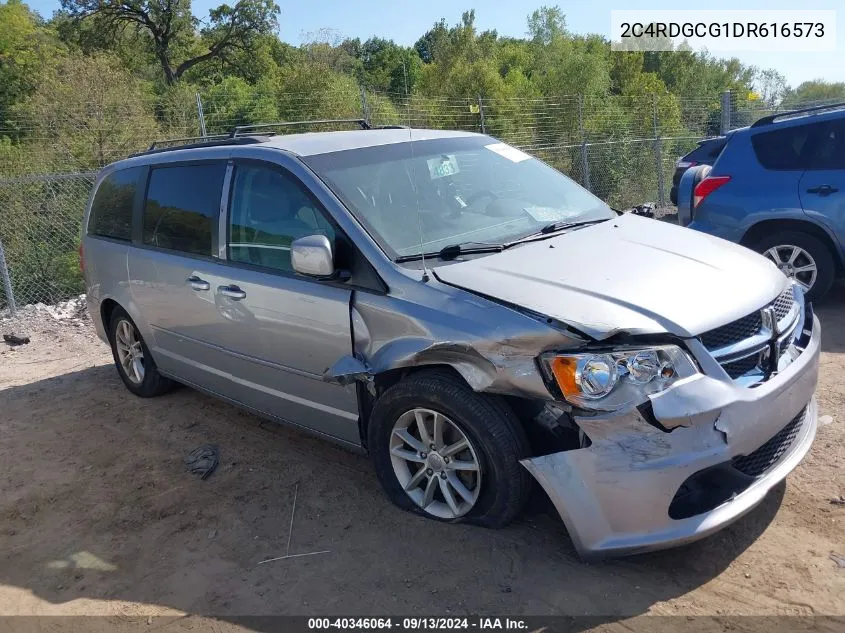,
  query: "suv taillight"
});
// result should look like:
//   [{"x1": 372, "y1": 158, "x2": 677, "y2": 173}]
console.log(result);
[
  {"x1": 79, "y1": 243, "x2": 85, "y2": 273},
  {"x1": 693, "y1": 175, "x2": 731, "y2": 209}
]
